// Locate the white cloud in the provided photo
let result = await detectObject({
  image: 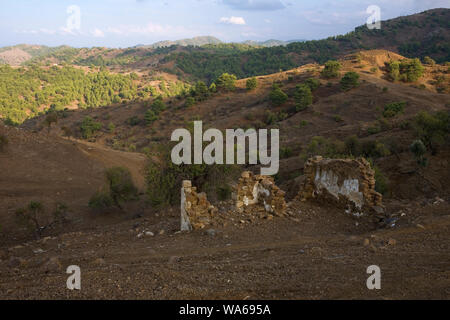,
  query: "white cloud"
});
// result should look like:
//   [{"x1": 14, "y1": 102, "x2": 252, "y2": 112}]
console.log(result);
[
  {"x1": 92, "y1": 28, "x2": 105, "y2": 37},
  {"x1": 219, "y1": 16, "x2": 246, "y2": 25},
  {"x1": 105, "y1": 22, "x2": 193, "y2": 37}
]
